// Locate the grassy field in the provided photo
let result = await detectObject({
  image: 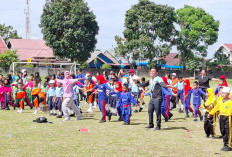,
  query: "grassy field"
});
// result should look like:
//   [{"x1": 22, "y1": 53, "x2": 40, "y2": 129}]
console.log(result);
[{"x1": 0, "y1": 81, "x2": 231, "y2": 157}]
